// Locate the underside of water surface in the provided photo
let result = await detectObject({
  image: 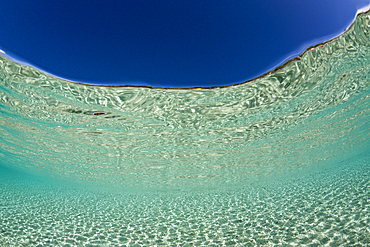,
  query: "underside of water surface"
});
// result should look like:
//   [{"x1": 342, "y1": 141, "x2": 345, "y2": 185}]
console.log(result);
[{"x1": 1, "y1": 11, "x2": 370, "y2": 247}]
